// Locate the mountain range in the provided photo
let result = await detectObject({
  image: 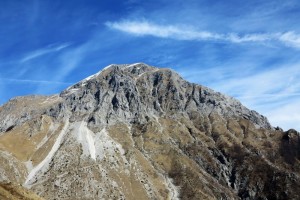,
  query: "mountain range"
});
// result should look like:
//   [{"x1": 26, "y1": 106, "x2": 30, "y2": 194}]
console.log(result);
[{"x1": 0, "y1": 63, "x2": 299, "y2": 200}]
